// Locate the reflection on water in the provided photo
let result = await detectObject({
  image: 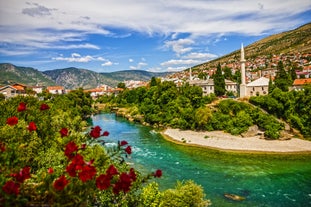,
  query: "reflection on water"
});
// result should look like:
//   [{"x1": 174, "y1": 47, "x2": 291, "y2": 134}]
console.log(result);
[{"x1": 91, "y1": 113, "x2": 311, "y2": 207}]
